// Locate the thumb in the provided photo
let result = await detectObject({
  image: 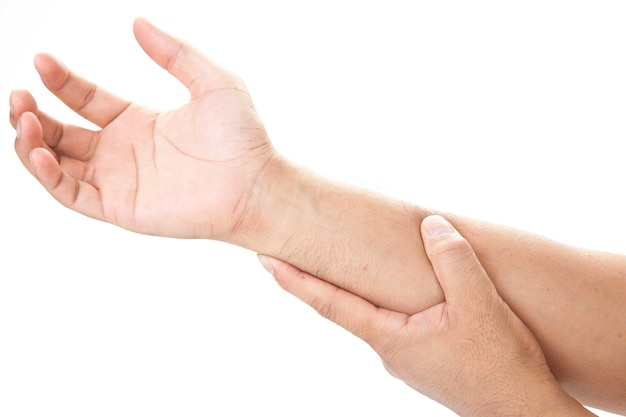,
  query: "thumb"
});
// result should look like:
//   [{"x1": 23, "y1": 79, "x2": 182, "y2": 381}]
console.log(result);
[
  {"x1": 420, "y1": 215, "x2": 495, "y2": 308},
  {"x1": 132, "y1": 17, "x2": 239, "y2": 97}
]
